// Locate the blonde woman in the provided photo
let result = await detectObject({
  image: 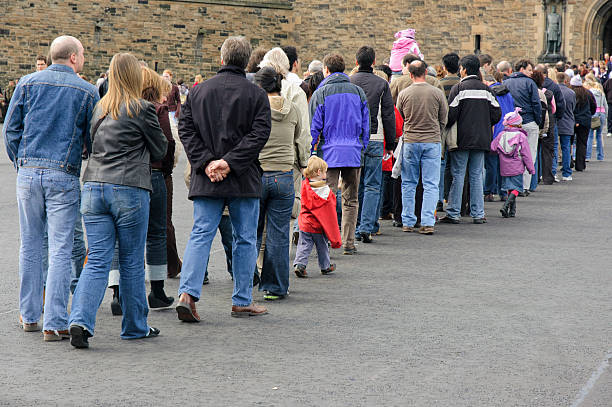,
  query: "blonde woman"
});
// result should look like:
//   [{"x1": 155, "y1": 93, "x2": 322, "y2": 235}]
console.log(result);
[
  {"x1": 69, "y1": 53, "x2": 168, "y2": 348},
  {"x1": 193, "y1": 74, "x2": 202, "y2": 87},
  {"x1": 584, "y1": 75, "x2": 607, "y2": 160}
]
